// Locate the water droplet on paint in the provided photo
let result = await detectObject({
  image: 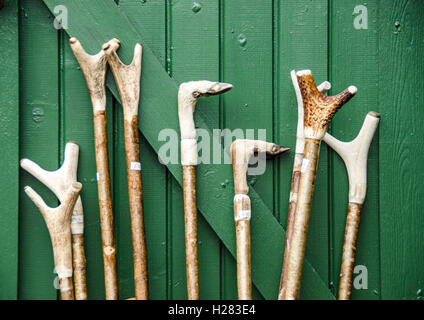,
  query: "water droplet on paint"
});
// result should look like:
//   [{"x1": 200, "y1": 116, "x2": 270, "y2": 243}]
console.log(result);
[
  {"x1": 140, "y1": 0, "x2": 147, "y2": 4},
  {"x1": 192, "y1": 2, "x2": 202, "y2": 13}
]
